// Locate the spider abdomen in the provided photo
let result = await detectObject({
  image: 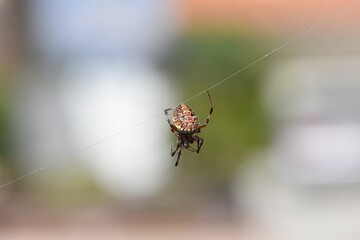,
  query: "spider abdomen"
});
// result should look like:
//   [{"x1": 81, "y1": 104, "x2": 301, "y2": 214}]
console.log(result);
[{"x1": 172, "y1": 104, "x2": 199, "y2": 133}]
